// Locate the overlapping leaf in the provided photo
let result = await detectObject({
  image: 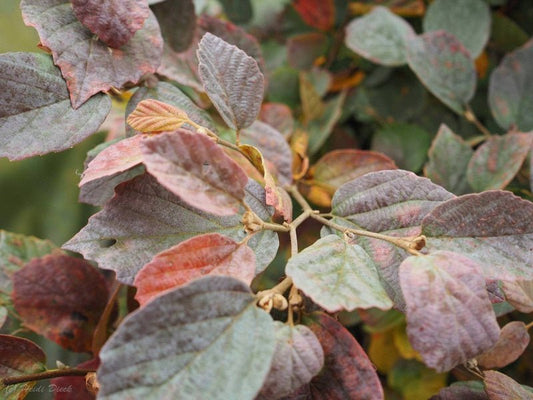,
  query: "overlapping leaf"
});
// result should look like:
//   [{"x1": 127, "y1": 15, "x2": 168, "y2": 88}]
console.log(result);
[
  {"x1": 51, "y1": 358, "x2": 100, "y2": 400},
  {"x1": 483, "y1": 371, "x2": 533, "y2": 400},
  {"x1": 489, "y1": 39, "x2": 533, "y2": 131},
  {"x1": 257, "y1": 322, "x2": 324, "y2": 400},
  {"x1": 20, "y1": 0, "x2": 163, "y2": 108},
  {"x1": 98, "y1": 276, "x2": 276, "y2": 400},
  {"x1": 388, "y1": 359, "x2": 447, "y2": 399},
  {"x1": 141, "y1": 130, "x2": 248, "y2": 215},
  {"x1": 293, "y1": 0, "x2": 335, "y2": 31},
  {"x1": 134, "y1": 233, "x2": 256, "y2": 306},
  {"x1": 64, "y1": 174, "x2": 278, "y2": 284},
  {"x1": 400, "y1": 251, "x2": 500, "y2": 372},
  {"x1": 286, "y1": 235, "x2": 393, "y2": 312},
  {"x1": 12, "y1": 254, "x2": 108, "y2": 352},
  {"x1": 423, "y1": 0, "x2": 490, "y2": 58},
  {"x1": 330, "y1": 170, "x2": 454, "y2": 308},
  {"x1": 345, "y1": 6, "x2": 415, "y2": 66},
  {"x1": 219, "y1": 0, "x2": 253, "y2": 24},
  {"x1": 0, "y1": 335, "x2": 46, "y2": 400},
  {"x1": 348, "y1": 0, "x2": 425, "y2": 17},
  {"x1": 406, "y1": 31, "x2": 476, "y2": 114},
  {"x1": 259, "y1": 103, "x2": 294, "y2": 138},
  {"x1": 287, "y1": 33, "x2": 328, "y2": 70},
  {"x1": 127, "y1": 99, "x2": 189, "y2": 133},
  {"x1": 308, "y1": 91, "x2": 346, "y2": 155},
  {"x1": 424, "y1": 124, "x2": 473, "y2": 195},
  {"x1": 467, "y1": 132, "x2": 533, "y2": 191},
  {"x1": 0, "y1": 52, "x2": 111, "y2": 160},
  {"x1": 283, "y1": 313, "x2": 384, "y2": 399},
  {"x1": 151, "y1": 0, "x2": 196, "y2": 52},
  {"x1": 72, "y1": 0, "x2": 149, "y2": 48},
  {"x1": 432, "y1": 381, "x2": 489, "y2": 400},
  {"x1": 422, "y1": 190, "x2": 533, "y2": 280},
  {"x1": 476, "y1": 321, "x2": 530, "y2": 369},
  {"x1": 197, "y1": 33, "x2": 264, "y2": 131},
  {"x1": 502, "y1": 280, "x2": 533, "y2": 312},
  {"x1": 125, "y1": 82, "x2": 217, "y2": 136}
]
